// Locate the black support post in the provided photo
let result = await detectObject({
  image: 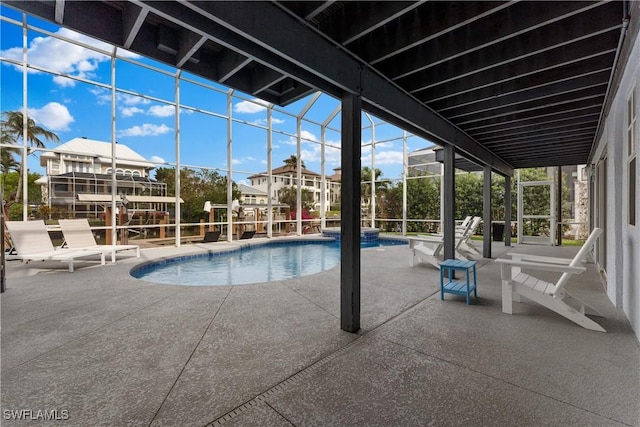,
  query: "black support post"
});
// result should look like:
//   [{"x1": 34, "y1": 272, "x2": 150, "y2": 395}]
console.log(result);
[
  {"x1": 505, "y1": 175, "x2": 512, "y2": 247},
  {"x1": 443, "y1": 145, "x2": 455, "y2": 260},
  {"x1": 483, "y1": 166, "x2": 492, "y2": 258},
  {"x1": 340, "y1": 92, "x2": 361, "y2": 333},
  {"x1": 557, "y1": 166, "x2": 562, "y2": 246}
]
